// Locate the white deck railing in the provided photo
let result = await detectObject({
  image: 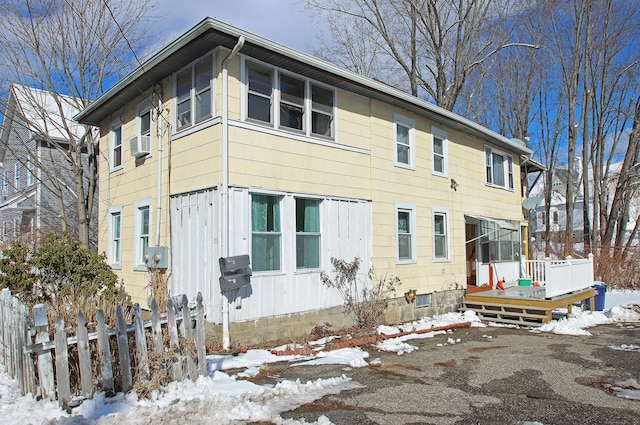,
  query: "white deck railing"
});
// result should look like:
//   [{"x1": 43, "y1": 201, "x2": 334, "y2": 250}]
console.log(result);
[{"x1": 522, "y1": 254, "x2": 594, "y2": 298}]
